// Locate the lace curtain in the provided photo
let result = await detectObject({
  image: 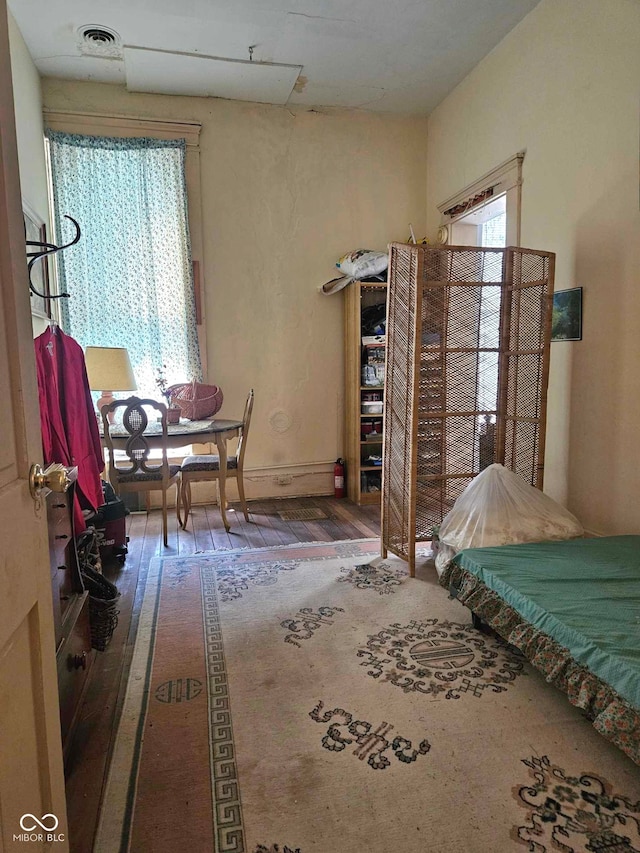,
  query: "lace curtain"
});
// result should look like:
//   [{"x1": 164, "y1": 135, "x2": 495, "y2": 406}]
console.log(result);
[{"x1": 46, "y1": 130, "x2": 202, "y2": 398}]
